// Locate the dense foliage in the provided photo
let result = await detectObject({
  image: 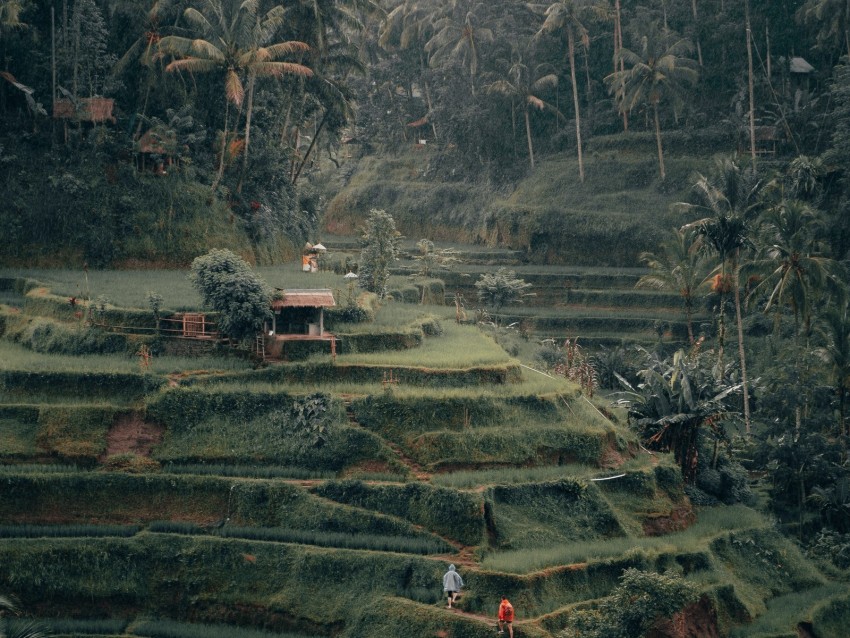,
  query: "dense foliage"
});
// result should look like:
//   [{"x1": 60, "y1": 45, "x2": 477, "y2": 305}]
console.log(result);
[{"x1": 189, "y1": 248, "x2": 272, "y2": 342}]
